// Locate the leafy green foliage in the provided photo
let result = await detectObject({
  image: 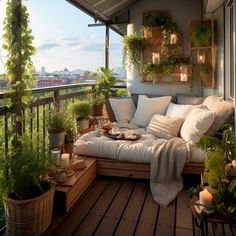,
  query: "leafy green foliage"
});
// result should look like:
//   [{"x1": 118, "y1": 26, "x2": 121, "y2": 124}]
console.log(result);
[
  {"x1": 122, "y1": 35, "x2": 144, "y2": 72},
  {"x1": 144, "y1": 12, "x2": 171, "y2": 27},
  {"x1": 143, "y1": 57, "x2": 190, "y2": 82},
  {"x1": 69, "y1": 100, "x2": 92, "y2": 119},
  {"x1": 95, "y1": 67, "x2": 121, "y2": 98},
  {"x1": 65, "y1": 119, "x2": 75, "y2": 144},
  {"x1": 204, "y1": 150, "x2": 225, "y2": 187},
  {"x1": 196, "y1": 125, "x2": 236, "y2": 219},
  {"x1": 3, "y1": 0, "x2": 35, "y2": 116},
  {"x1": 47, "y1": 110, "x2": 67, "y2": 133},
  {"x1": 0, "y1": 135, "x2": 55, "y2": 200},
  {"x1": 199, "y1": 63, "x2": 212, "y2": 81},
  {"x1": 190, "y1": 24, "x2": 212, "y2": 47}
]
